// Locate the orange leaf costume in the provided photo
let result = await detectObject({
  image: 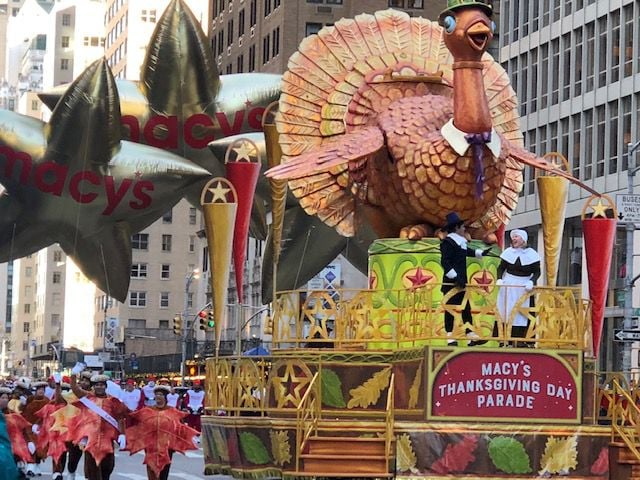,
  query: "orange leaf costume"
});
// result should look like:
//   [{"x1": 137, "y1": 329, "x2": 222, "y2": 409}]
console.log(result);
[
  {"x1": 65, "y1": 395, "x2": 128, "y2": 465},
  {"x1": 125, "y1": 406, "x2": 199, "y2": 477},
  {"x1": 35, "y1": 402, "x2": 67, "y2": 464},
  {"x1": 4, "y1": 411, "x2": 34, "y2": 463}
]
